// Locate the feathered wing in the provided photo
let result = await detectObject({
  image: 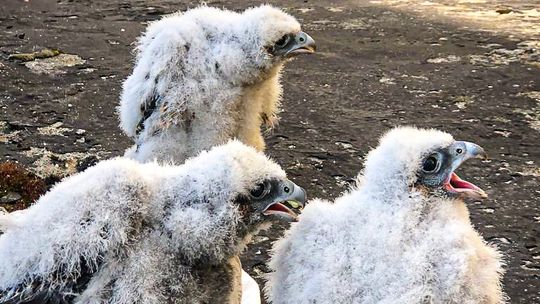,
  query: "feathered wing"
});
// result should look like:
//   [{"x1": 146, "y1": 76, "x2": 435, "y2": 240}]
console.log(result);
[
  {"x1": 118, "y1": 14, "x2": 246, "y2": 165},
  {"x1": 0, "y1": 159, "x2": 151, "y2": 303},
  {"x1": 119, "y1": 7, "x2": 281, "y2": 162},
  {"x1": 0, "y1": 256, "x2": 100, "y2": 304},
  {"x1": 119, "y1": 10, "x2": 243, "y2": 141},
  {"x1": 119, "y1": 18, "x2": 192, "y2": 140}
]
